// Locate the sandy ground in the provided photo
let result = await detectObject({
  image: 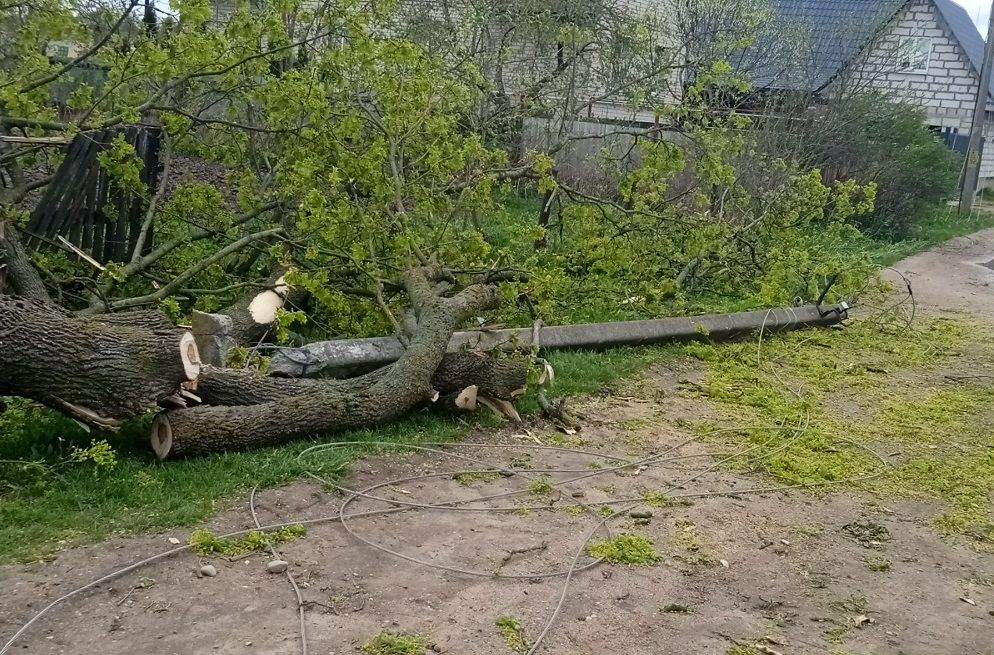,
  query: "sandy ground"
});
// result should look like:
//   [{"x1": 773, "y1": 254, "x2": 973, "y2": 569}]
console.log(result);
[{"x1": 3, "y1": 231, "x2": 994, "y2": 655}]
